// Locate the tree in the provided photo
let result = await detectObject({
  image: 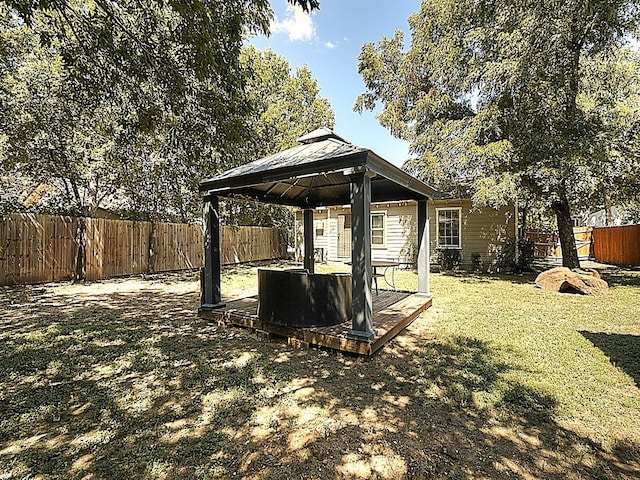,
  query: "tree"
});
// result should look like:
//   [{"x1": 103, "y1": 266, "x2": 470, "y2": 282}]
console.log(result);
[
  {"x1": 578, "y1": 47, "x2": 640, "y2": 224},
  {"x1": 0, "y1": 11, "x2": 122, "y2": 215},
  {"x1": 0, "y1": 1, "x2": 325, "y2": 222},
  {"x1": 220, "y1": 46, "x2": 334, "y2": 234},
  {"x1": 240, "y1": 46, "x2": 334, "y2": 162},
  {"x1": 0, "y1": 1, "x2": 241, "y2": 218},
  {"x1": 355, "y1": 0, "x2": 640, "y2": 268},
  {"x1": 3, "y1": 0, "x2": 318, "y2": 100}
]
